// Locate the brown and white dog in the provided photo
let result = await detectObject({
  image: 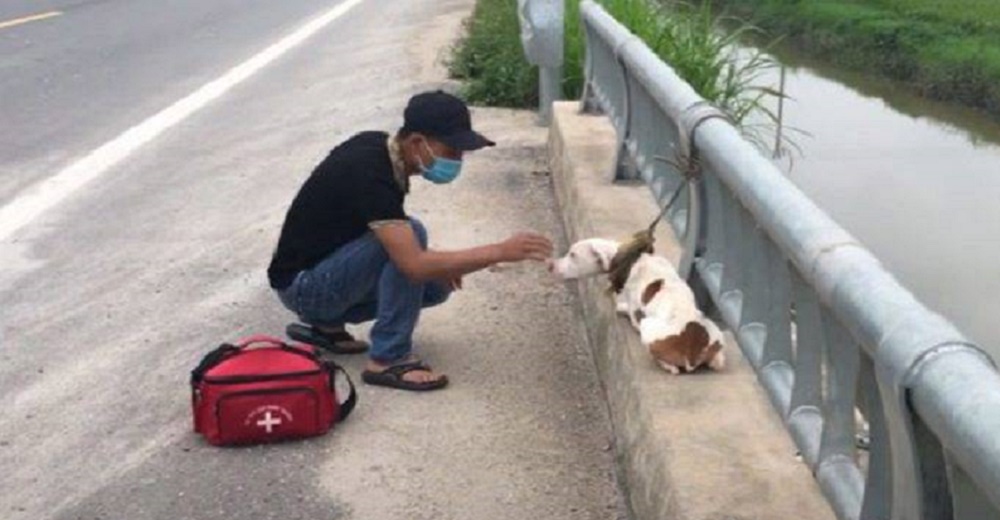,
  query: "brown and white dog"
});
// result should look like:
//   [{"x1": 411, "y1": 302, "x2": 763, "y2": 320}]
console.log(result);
[{"x1": 549, "y1": 238, "x2": 726, "y2": 374}]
